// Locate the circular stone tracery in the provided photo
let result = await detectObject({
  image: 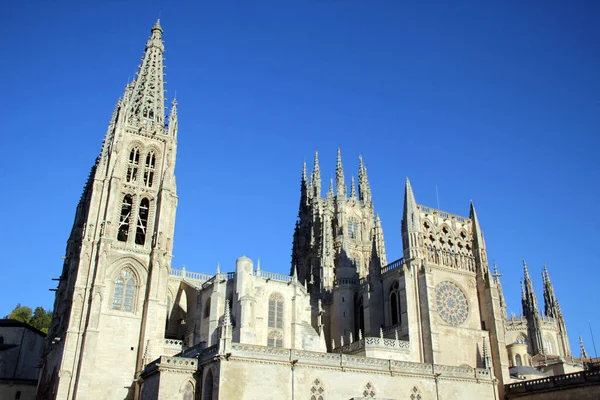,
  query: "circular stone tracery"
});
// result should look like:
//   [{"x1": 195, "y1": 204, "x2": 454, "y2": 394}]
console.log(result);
[{"x1": 436, "y1": 281, "x2": 469, "y2": 326}]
